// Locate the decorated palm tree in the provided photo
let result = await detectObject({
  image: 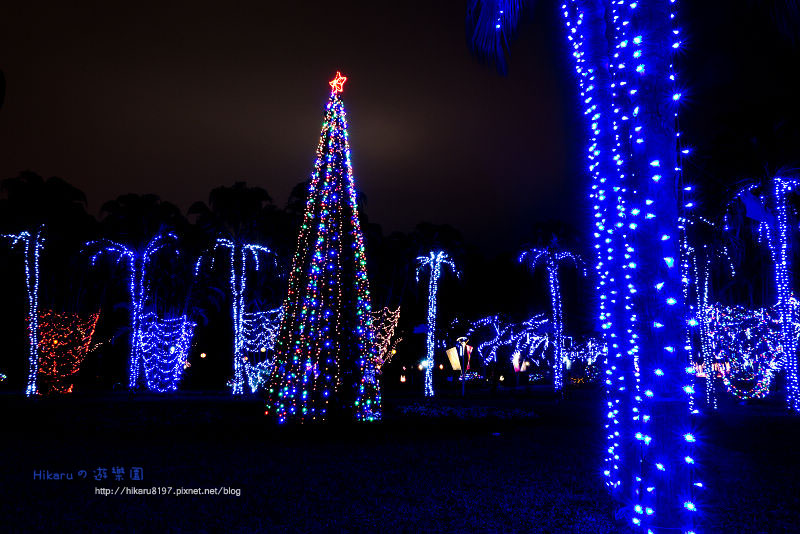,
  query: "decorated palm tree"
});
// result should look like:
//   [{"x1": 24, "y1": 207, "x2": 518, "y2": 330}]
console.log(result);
[
  {"x1": 416, "y1": 251, "x2": 459, "y2": 397},
  {"x1": 519, "y1": 238, "x2": 583, "y2": 393}
]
